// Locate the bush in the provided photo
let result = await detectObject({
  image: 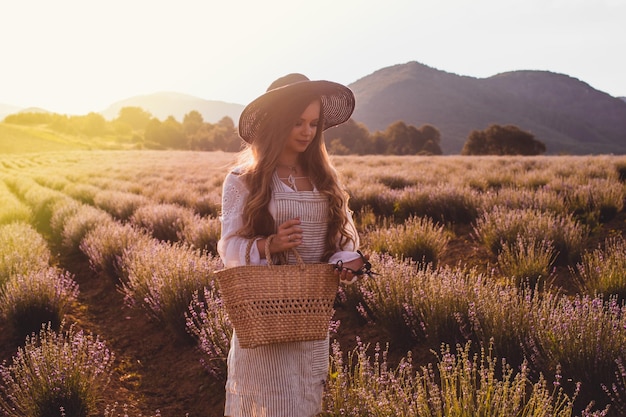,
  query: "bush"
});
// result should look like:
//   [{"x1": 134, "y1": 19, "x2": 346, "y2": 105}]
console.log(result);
[
  {"x1": 119, "y1": 239, "x2": 222, "y2": 339},
  {"x1": 93, "y1": 190, "x2": 149, "y2": 221},
  {"x1": 0, "y1": 178, "x2": 32, "y2": 225},
  {"x1": 3, "y1": 176, "x2": 65, "y2": 233},
  {"x1": 0, "y1": 268, "x2": 79, "y2": 337},
  {"x1": 365, "y1": 216, "x2": 450, "y2": 265},
  {"x1": 130, "y1": 203, "x2": 195, "y2": 243},
  {"x1": 186, "y1": 286, "x2": 232, "y2": 378},
  {"x1": 80, "y1": 222, "x2": 153, "y2": 279},
  {"x1": 574, "y1": 236, "x2": 626, "y2": 299},
  {"x1": 474, "y1": 207, "x2": 588, "y2": 265},
  {"x1": 0, "y1": 323, "x2": 114, "y2": 417},
  {"x1": 393, "y1": 184, "x2": 480, "y2": 224},
  {"x1": 357, "y1": 255, "x2": 473, "y2": 347},
  {"x1": 562, "y1": 178, "x2": 625, "y2": 225},
  {"x1": 526, "y1": 294, "x2": 626, "y2": 409},
  {"x1": 48, "y1": 198, "x2": 82, "y2": 245},
  {"x1": 323, "y1": 340, "x2": 581, "y2": 416},
  {"x1": 497, "y1": 235, "x2": 557, "y2": 287},
  {"x1": 0, "y1": 222, "x2": 50, "y2": 287},
  {"x1": 61, "y1": 205, "x2": 113, "y2": 255},
  {"x1": 177, "y1": 215, "x2": 221, "y2": 254}
]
